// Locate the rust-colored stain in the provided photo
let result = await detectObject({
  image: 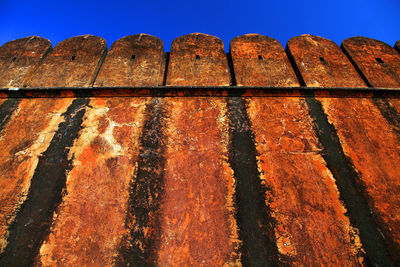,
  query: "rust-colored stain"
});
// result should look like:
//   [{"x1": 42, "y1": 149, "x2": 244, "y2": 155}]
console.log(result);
[
  {"x1": 0, "y1": 98, "x2": 74, "y2": 252},
  {"x1": 157, "y1": 35, "x2": 239, "y2": 264},
  {"x1": 247, "y1": 97, "x2": 364, "y2": 265},
  {"x1": 288, "y1": 34, "x2": 400, "y2": 263},
  {"x1": 157, "y1": 98, "x2": 240, "y2": 266},
  {"x1": 25, "y1": 35, "x2": 107, "y2": 87},
  {"x1": 230, "y1": 34, "x2": 299, "y2": 87},
  {"x1": 287, "y1": 34, "x2": 366, "y2": 87},
  {"x1": 94, "y1": 34, "x2": 163, "y2": 87},
  {"x1": 166, "y1": 33, "x2": 231, "y2": 86},
  {"x1": 232, "y1": 36, "x2": 363, "y2": 264},
  {"x1": 342, "y1": 37, "x2": 400, "y2": 88},
  {"x1": 0, "y1": 36, "x2": 51, "y2": 88},
  {"x1": 37, "y1": 97, "x2": 150, "y2": 266},
  {"x1": 319, "y1": 97, "x2": 400, "y2": 262}
]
